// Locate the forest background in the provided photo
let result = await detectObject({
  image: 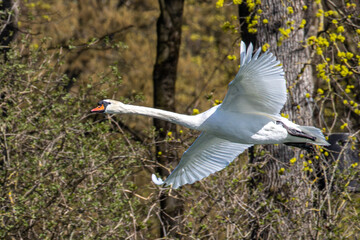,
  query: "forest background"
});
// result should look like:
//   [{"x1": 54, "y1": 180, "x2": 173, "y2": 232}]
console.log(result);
[{"x1": 1, "y1": 0, "x2": 359, "y2": 239}]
